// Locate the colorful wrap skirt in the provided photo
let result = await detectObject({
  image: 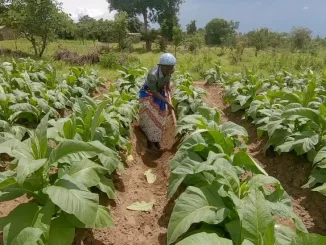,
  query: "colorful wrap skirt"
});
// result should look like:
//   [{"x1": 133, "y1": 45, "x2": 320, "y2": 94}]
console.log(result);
[{"x1": 139, "y1": 85, "x2": 167, "y2": 142}]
